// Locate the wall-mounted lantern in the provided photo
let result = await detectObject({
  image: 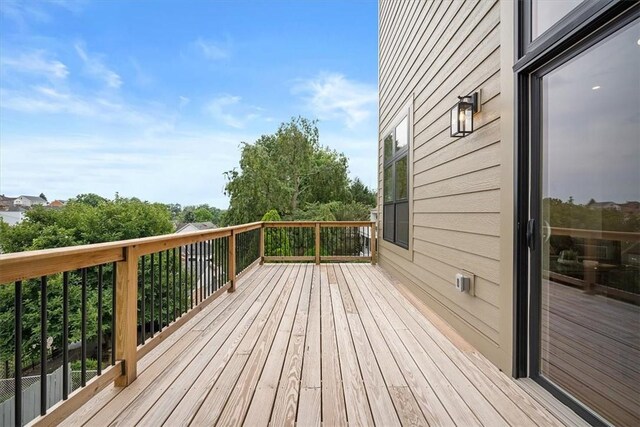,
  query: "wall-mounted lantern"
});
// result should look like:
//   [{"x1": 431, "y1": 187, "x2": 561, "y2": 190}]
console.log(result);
[{"x1": 450, "y1": 92, "x2": 480, "y2": 137}]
